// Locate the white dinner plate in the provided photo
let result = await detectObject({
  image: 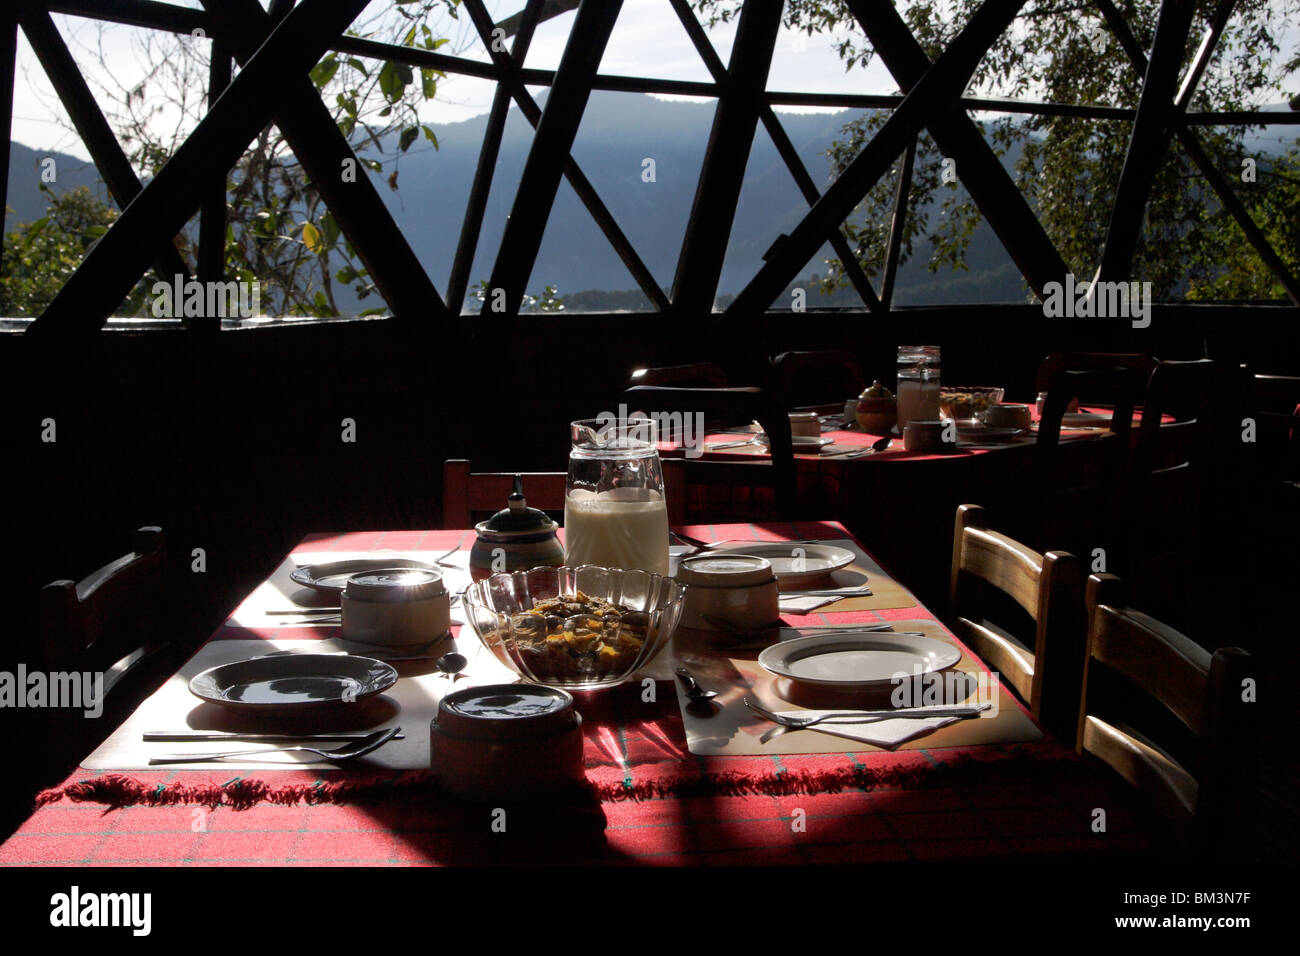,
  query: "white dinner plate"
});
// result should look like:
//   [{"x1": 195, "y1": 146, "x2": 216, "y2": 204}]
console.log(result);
[
  {"x1": 956, "y1": 424, "x2": 1024, "y2": 443},
  {"x1": 290, "y1": 557, "x2": 438, "y2": 594},
  {"x1": 758, "y1": 632, "x2": 962, "y2": 689},
  {"x1": 755, "y1": 432, "x2": 835, "y2": 450},
  {"x1": 1061, "y1": 411, "x2": 1113, "y2": 427},
  {"x1": 189, "y1": 654, "x2": 398, "y2": 715},
  {"x1": 706, "y1": 541, "x2": 856, "y2": 587}
]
